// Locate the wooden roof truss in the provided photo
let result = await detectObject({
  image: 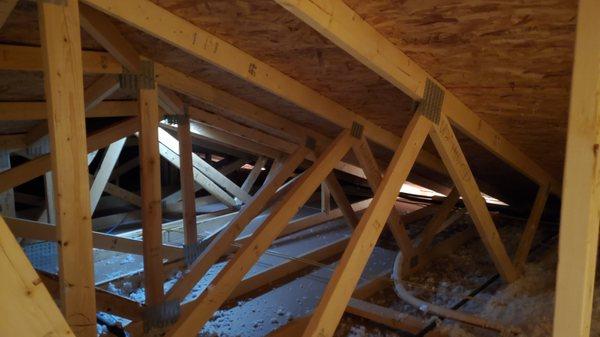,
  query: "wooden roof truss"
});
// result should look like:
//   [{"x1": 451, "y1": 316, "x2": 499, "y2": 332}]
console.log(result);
[{"x1": 0, "y1": 0, "x2": 587, "y2": 336}]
